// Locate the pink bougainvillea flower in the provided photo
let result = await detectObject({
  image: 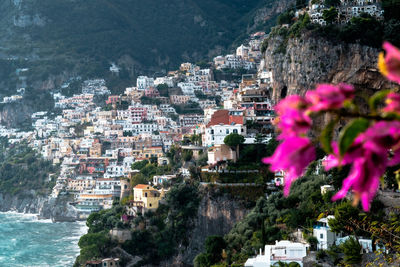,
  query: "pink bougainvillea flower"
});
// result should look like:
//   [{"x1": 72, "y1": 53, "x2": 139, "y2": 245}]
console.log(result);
[
  {"x1": 332, "y1": 153, "x2": 386, "y2": 212},
  {"x1": 325, "y1": 121, "x2": 400, "y2": 211},
  {"x1": 378, "y1": 42, "x2": 400, "y2": 84},
  {"x1": 306, "y1": 83, "x2": 355, "y2": 112},
  {"x1": 274, "y1": 95, "x2": 312, "y2": 138},
  {"x1": 383, "y1": 92, "x2": 400, "y2": 114},
  {"x1": 262, "y1": 136, "x2": 315, "y2": 196}
]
